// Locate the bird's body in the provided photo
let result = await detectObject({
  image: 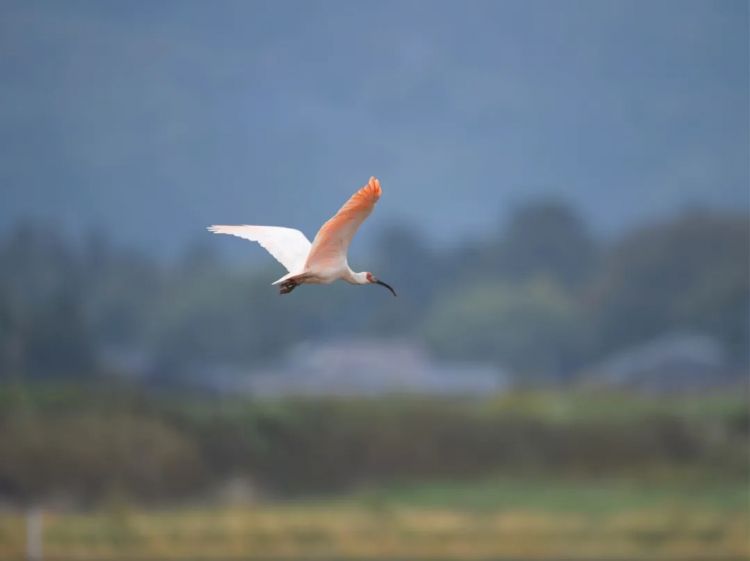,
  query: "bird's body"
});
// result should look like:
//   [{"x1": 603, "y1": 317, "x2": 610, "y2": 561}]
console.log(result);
[{"x1": 208, "y1": 177, "x2": 396, "y2": 296}]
